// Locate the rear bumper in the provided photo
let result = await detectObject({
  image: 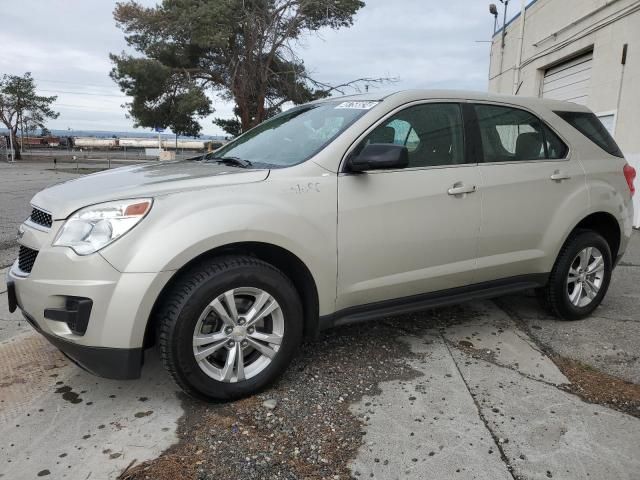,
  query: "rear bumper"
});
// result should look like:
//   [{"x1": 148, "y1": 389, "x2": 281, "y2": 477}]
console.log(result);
[{"x1": 21, "y1": 309, "x2": 143, "y2": 380}]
